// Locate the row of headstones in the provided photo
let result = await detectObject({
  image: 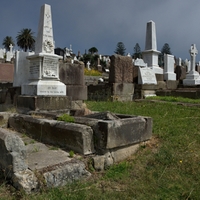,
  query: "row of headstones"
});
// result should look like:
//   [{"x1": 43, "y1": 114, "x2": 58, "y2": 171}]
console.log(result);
[
  {"x1": 0, "y1": 44, "x2": 15, "y2": 62},
  {"x1": 133, "y1": 43, "x2": 199, "y2": 85}
]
